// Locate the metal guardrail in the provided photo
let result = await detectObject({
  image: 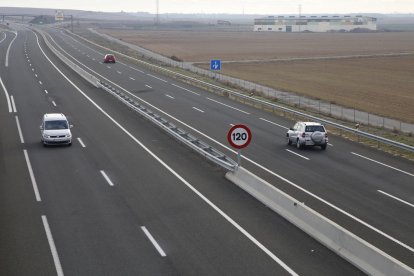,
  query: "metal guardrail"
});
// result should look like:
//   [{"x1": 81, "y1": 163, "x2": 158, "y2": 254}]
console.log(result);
[
  {"x1": 66, "y1": 30, "x2": 414, "y2": 154},
  {"x1": 98, "y1": 81, "x2": 238, "y2": 171},
  {"x1": 37, "y1": 28, "x2": 100, "y2": 88},
  {"x1": 38, "y1": 27, "x2": 238, "y2": 171}
]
